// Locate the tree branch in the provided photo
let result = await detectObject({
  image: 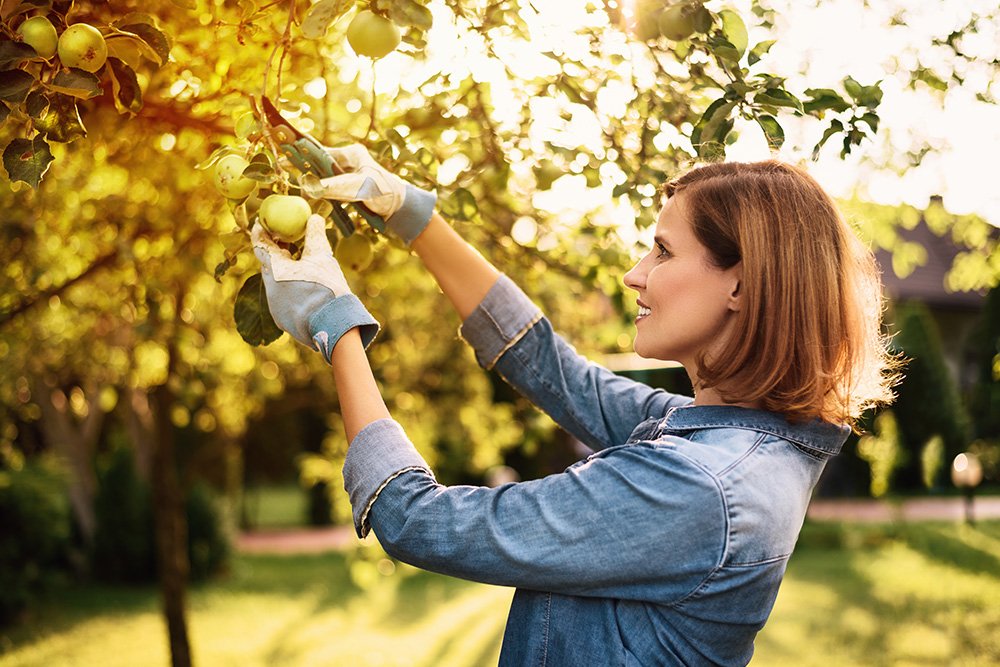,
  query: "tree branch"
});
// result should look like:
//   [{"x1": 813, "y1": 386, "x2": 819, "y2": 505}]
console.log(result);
[{"x1": 0, "y1": 248, "x2": 120, "y2": 328}]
